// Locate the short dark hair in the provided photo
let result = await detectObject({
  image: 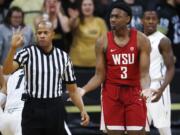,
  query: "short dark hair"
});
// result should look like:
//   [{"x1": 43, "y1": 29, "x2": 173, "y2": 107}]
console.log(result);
[
  {"x1": 143, "y1": 6, "x2": 159, "y2": 18},
  {"x1": 110, "y1": 1, "x2": 132, "y2": 23}
]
